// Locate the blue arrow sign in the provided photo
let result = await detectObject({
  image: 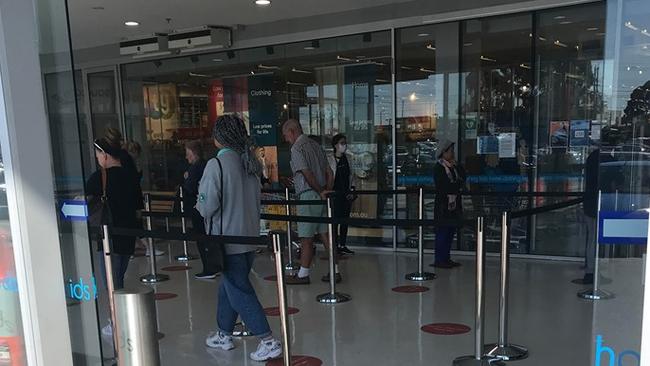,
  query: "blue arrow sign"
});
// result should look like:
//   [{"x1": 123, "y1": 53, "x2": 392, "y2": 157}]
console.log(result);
[{"x1": 61, "y1": 200, "x2": 88, "y2": 221}]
